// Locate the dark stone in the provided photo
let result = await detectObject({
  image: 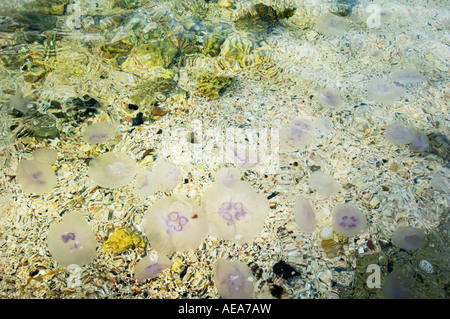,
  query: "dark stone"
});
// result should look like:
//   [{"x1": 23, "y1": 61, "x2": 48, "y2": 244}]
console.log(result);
[
  {"x1": 272, "y1": 260, "x2": 301, "y2": 280},
  {"x1": 132, "y1": 112, "x2": 144, "y2": 126},
  {"x1": 269, "y1": 283, "x2": 283, "y2": 299}
]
